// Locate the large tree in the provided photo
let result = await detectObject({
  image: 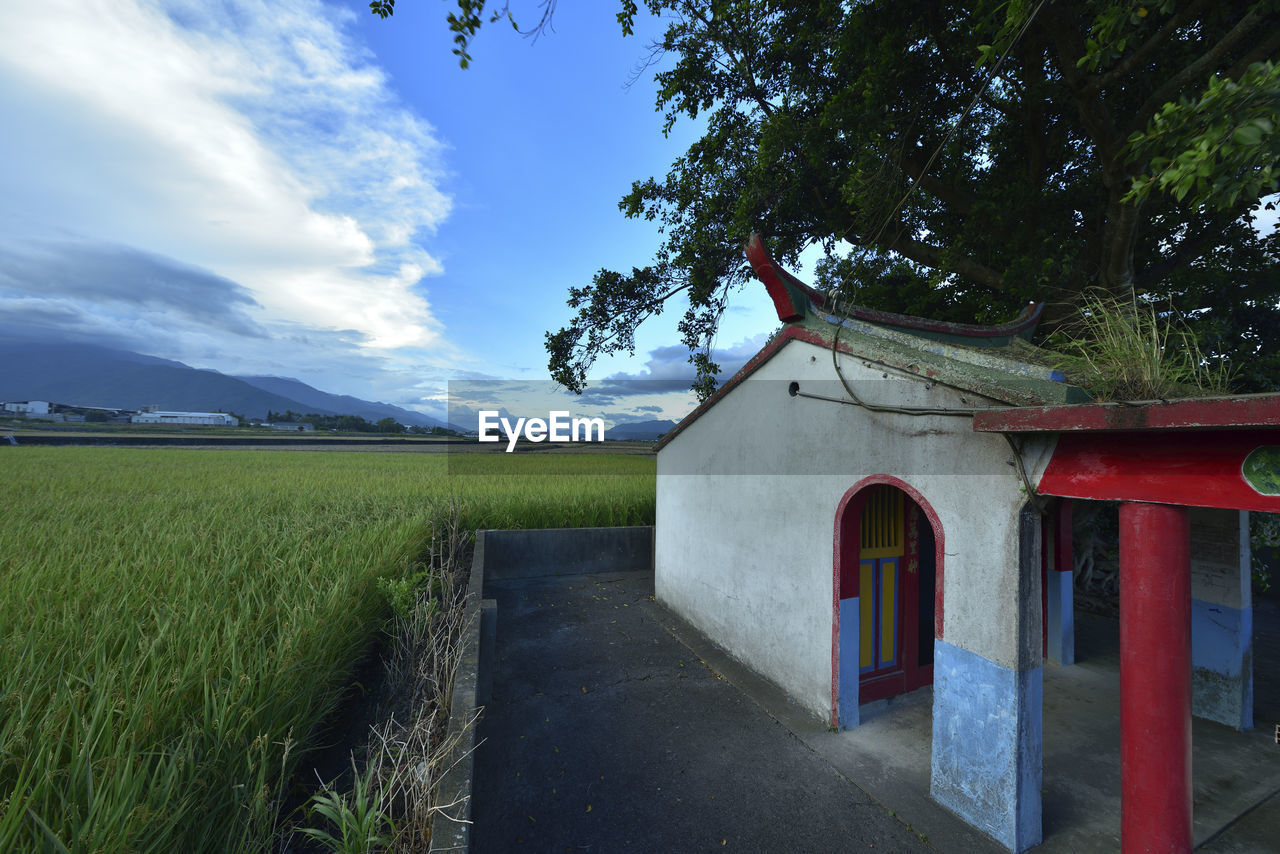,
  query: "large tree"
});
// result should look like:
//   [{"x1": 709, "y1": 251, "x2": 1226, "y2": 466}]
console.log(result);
[{"x1": 378, "y1": 1, "x2": 1280, "y2": 396}]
